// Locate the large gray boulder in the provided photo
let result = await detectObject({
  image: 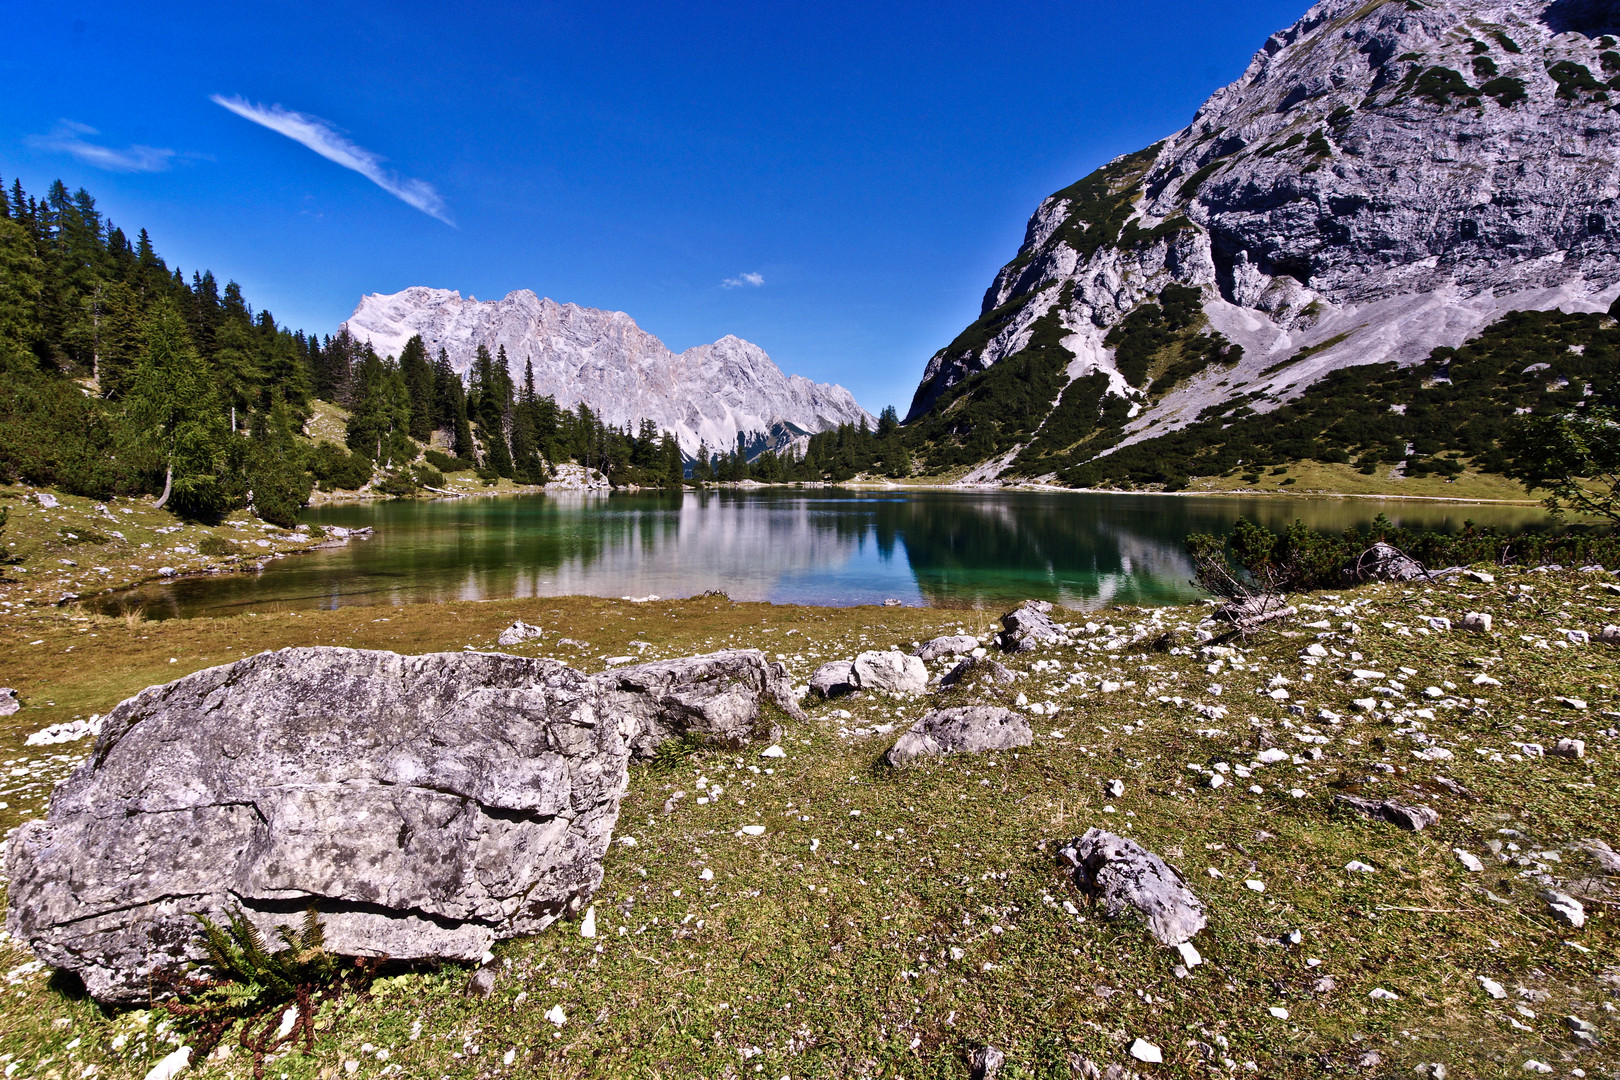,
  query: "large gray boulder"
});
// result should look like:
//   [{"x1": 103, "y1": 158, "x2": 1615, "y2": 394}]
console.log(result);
[
  {"x1": 997, "y1": 601, "x2": 1064, "y2": 652},
  {"x1": 886, "y1": 706, "x2": 1032, "y2": 768},
  {"x1": 1058, "y1": 829, "x2": 1206, "y2": 946},
  {"x1": 852, "y1": 650, "x2": 928, "y2": 695},
  {"x1": 601, "y1": 649, "x2": 805, "y2": 759},
  {"x1": 5, "y1": 645, "x2": 789, "y2": 1003},
  {"x1": 808, "y1": 652, "x2": 928, "y2": 699}
]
